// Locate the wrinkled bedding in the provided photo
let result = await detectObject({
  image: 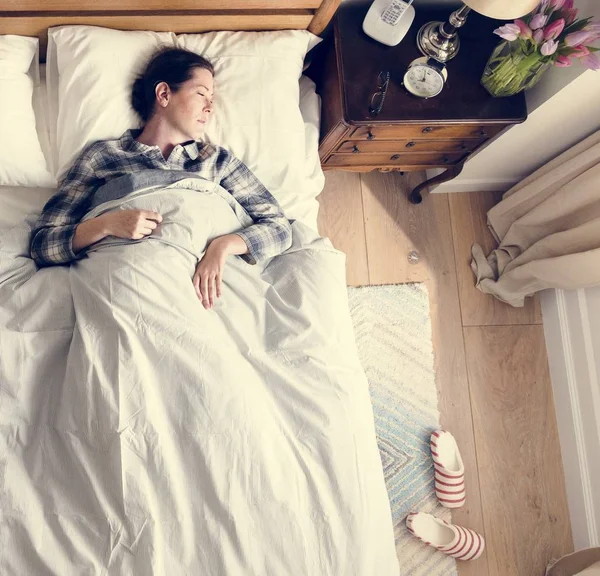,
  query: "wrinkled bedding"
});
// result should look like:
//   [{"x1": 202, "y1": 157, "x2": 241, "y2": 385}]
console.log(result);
[{"x1": 0, "y1": 176, "x2": 399, "y2": 575}]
